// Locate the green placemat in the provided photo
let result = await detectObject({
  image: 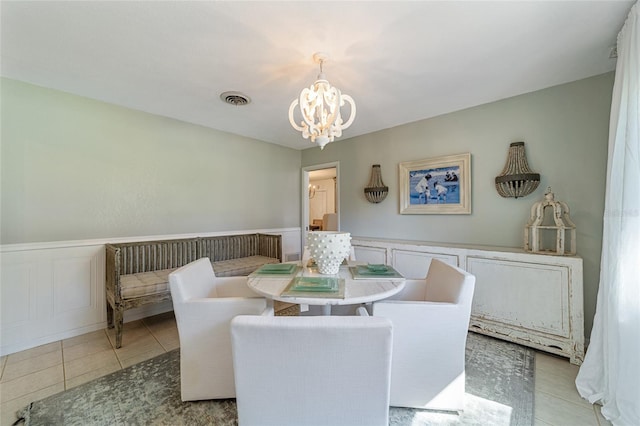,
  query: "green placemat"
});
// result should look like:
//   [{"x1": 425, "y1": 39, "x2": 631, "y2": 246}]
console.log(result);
[
  {"x1": 349, "y1": 265, "x2": 404, "y2": 279},
  {"x1": 254, "y1": 263, "x2": 298, "y2": 275},
  {"x1": 280, "y1": 277, "x2": 345, "y2": 298}
]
